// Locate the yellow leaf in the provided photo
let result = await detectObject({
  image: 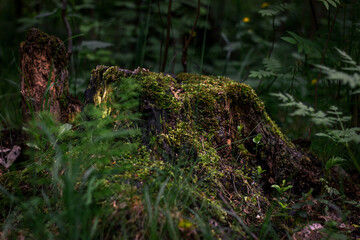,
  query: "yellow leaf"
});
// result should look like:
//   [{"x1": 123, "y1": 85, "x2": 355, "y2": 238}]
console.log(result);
[
  {"x1": 178, "y1": 219, "x2": 193, "y2": 229},
  {"x1": 261, "y1": 2, "x2": 270, "y2": 8}
]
